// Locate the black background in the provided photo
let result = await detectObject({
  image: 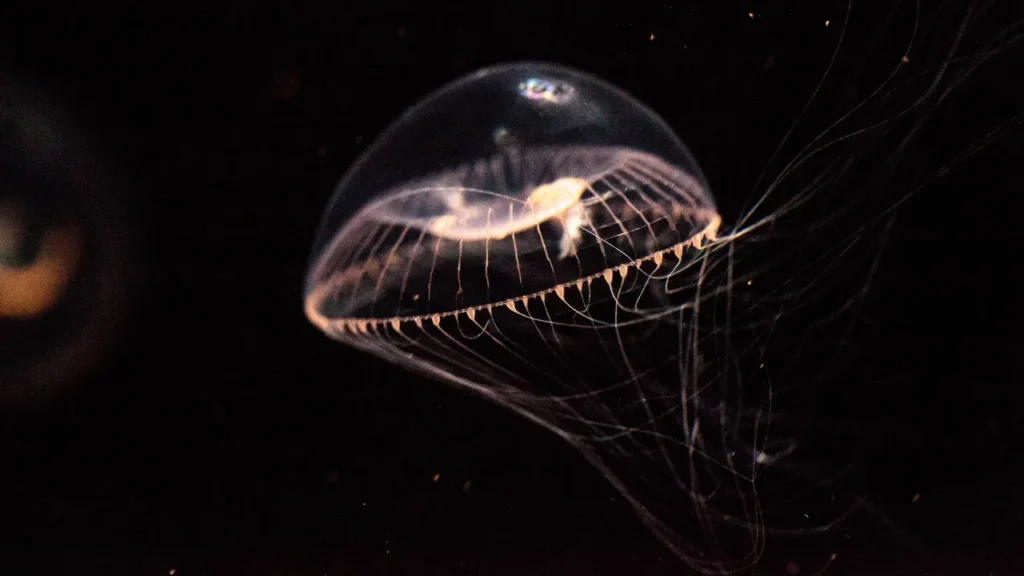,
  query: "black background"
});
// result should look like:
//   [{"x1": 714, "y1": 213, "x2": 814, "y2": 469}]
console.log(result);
[{"x1": 2, "y1": 1, "x2": 1023, "y2": 574}]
